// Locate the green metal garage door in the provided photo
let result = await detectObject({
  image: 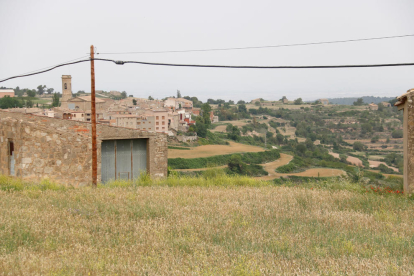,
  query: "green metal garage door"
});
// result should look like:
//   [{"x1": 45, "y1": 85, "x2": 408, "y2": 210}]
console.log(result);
[{"x1": 101, "y1": 139, "x2": 147, "y2": 183}]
